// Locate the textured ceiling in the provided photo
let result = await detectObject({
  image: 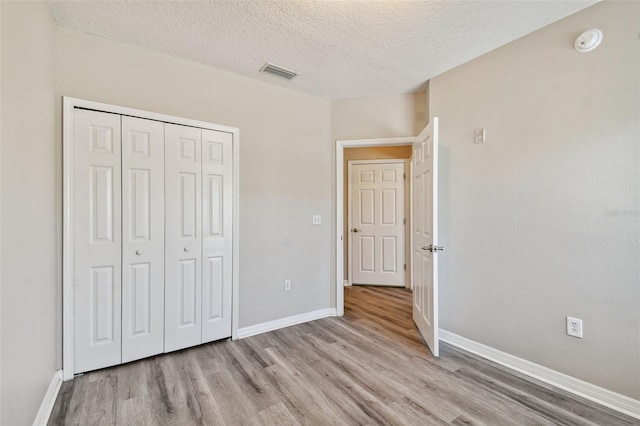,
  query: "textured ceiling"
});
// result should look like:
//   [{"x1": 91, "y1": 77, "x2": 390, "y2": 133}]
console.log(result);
[{"x1": 49, "y1": 0, "x2": 597, "y2": 100}]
